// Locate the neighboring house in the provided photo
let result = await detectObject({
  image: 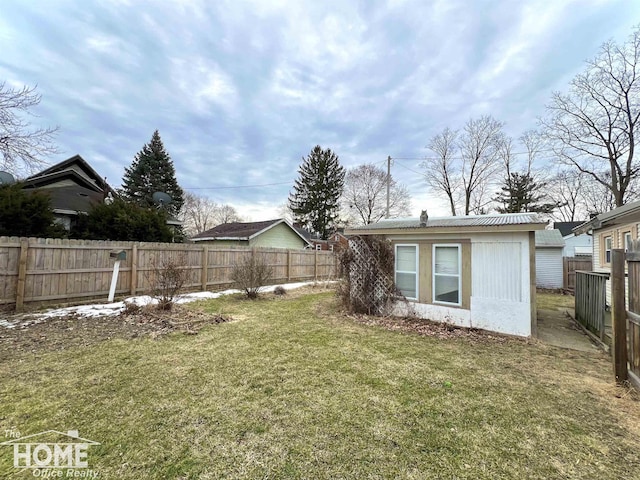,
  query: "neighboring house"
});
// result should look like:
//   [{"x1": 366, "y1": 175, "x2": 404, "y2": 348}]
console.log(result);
[
  {"x1": 328, "y1": 230, "x2": 350, "y2": 252},
  {"x1": 554, "y1": 221, "x2": 592, "y2": 257},
  {"x1": 292, "y1": 224, "x2": 349, "y2": 251},
  {"x1": 534, "y1": 229, "x2": 565, "y2": 289},
  {"x1": 22, "y1": 155, "x2": 115, "y2": 230},
  {"x1": 190, "y1": 219, "x2": 312, "y2": 249},
  {"x1": 574, "y1": 200, "x2": 640, "y2": 303},
  {"x1": 346, "y1": 212, "x2": 547, "y2": 337}
]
